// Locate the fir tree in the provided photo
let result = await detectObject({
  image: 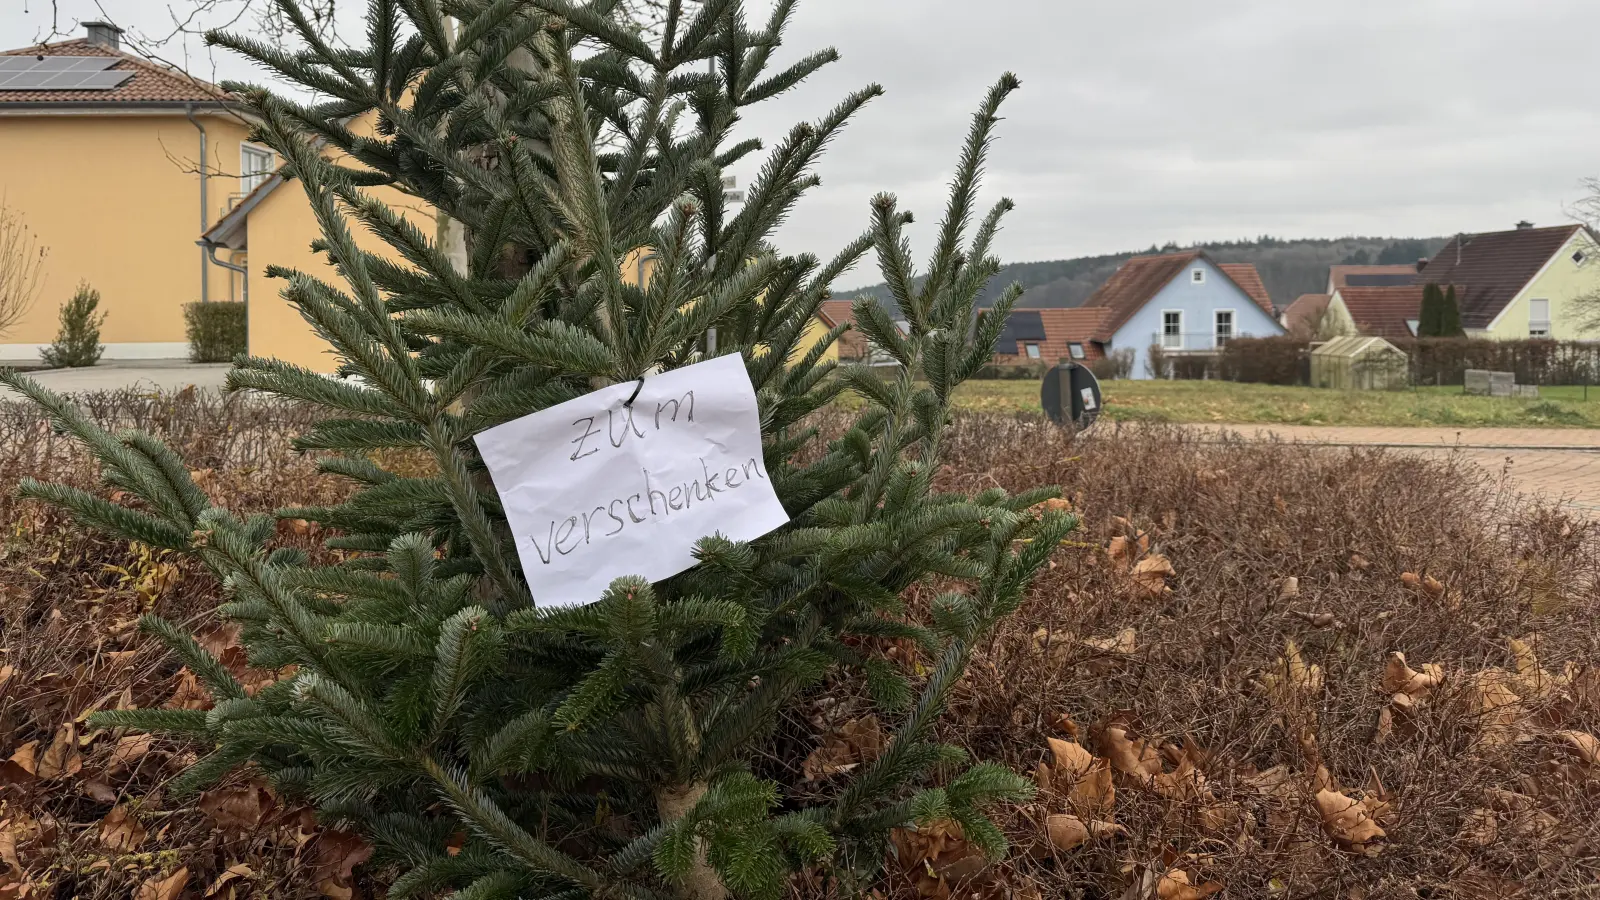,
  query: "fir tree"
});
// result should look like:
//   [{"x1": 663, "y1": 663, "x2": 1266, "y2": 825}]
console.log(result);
[
  {"x1": 40, "y1": 281, "x2": 106, "y2": 368},
  {"x1": 2, "y1": 2, "x2": 1070, "y2": 898},
  {"x1": 1417, "y1": 282, "x2": 1443, "y2": 337},
  {"x1": 1439, "y1": 284, "x2": 1463, "y2": 337}
]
